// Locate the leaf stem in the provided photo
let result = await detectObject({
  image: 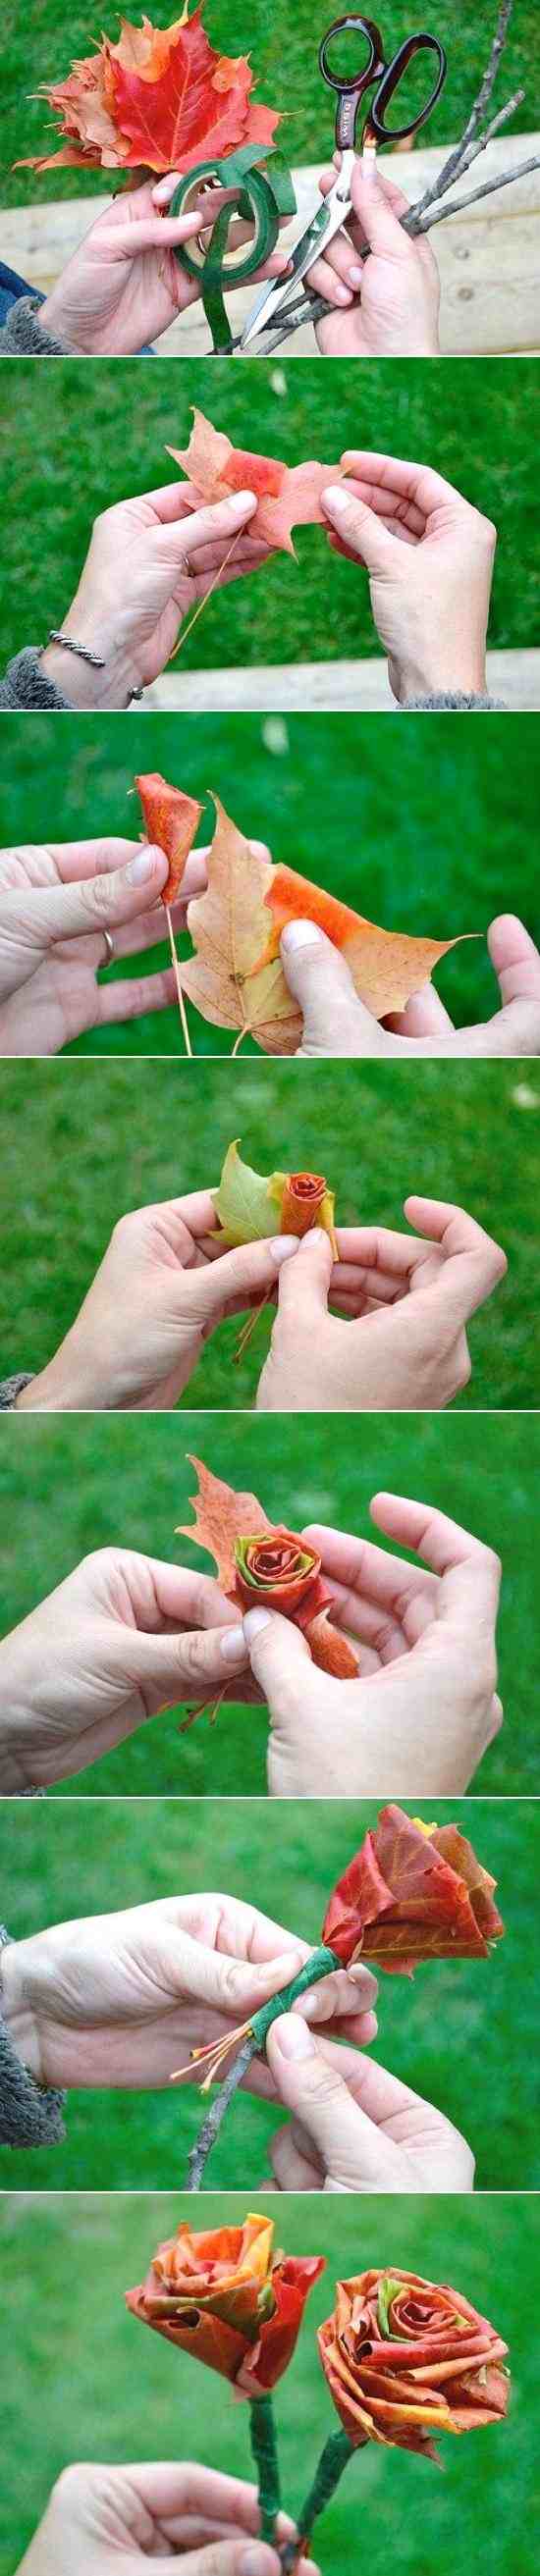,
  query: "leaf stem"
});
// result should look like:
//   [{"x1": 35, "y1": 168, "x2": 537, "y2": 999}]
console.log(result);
[
  {"x1": 165, "y1": 905, "x2": 192, "y2": 1054},
  {"x1": 170, "y1": 535, "x2": 242, "y2": 660}
]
